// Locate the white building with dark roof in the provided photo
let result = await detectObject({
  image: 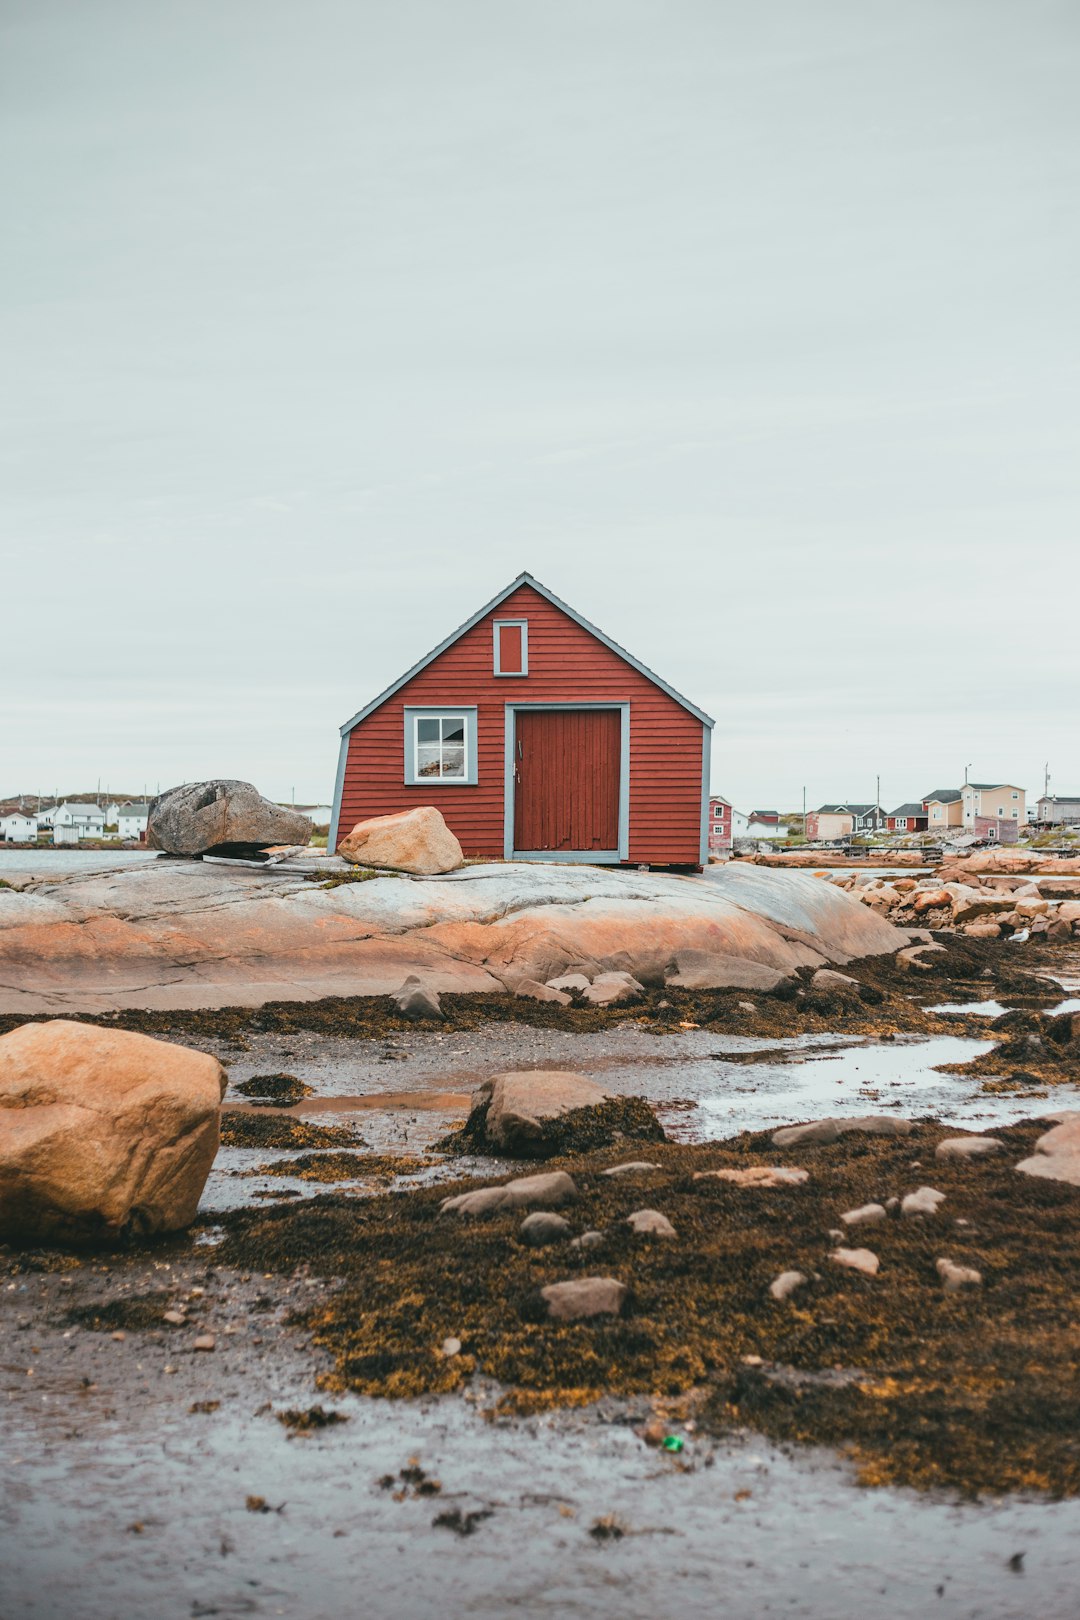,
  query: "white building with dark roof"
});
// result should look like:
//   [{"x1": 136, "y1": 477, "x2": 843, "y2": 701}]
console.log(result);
[{"x1": 51, "y1": 803, "x2": 106, "y2": 841}]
